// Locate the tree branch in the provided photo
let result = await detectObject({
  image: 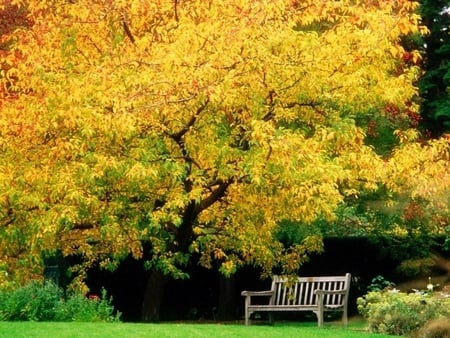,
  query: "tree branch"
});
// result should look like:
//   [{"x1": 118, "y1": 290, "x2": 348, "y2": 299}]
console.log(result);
[
  {"x1": 122, "y1": 13, "x2": 136, "y2": 44},
  {"x1": 198, "y1": 178, "x2": 233, "y2": 213},
  {"x1": 169, "y1": 97, "x2": 209, "y2": 142},
  {"x1": 174, "y1": 0, "x2": 179, "y2": 22}
]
